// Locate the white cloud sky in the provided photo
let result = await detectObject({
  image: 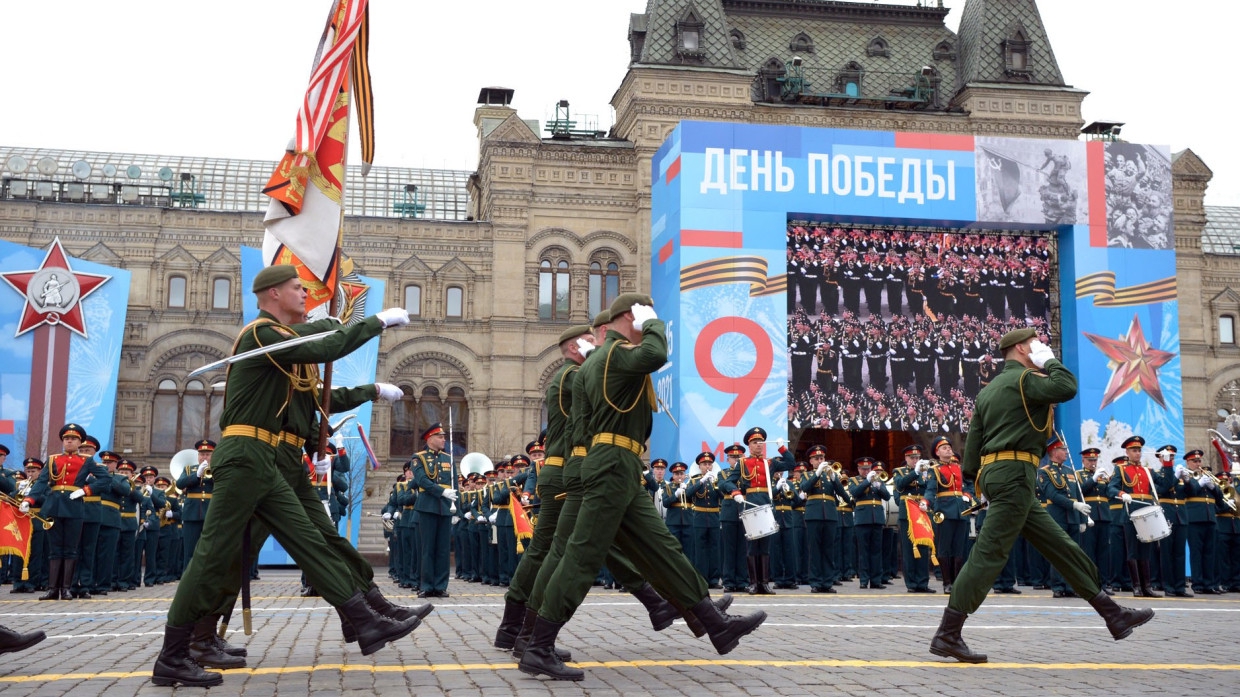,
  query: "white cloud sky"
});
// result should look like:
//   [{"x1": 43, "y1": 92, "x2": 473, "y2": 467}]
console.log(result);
[{"x1": 5, "y1": 1, "x2": 1234, "y2": 205}]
